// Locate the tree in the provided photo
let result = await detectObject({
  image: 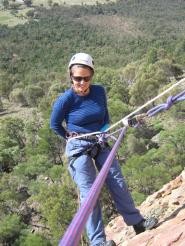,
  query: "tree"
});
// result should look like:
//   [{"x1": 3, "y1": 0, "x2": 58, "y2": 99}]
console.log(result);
[
  {"x1": 26, "y1": 9, "x2": 35, "y2": 18},
  {"x1": 2, "y1": 0, "x2": 9, "y2": 9},
  {"x1": 0, "y1": 97, "x2": 3, "y2": 112},
  {"x1": 9, "y1": 2, "x2": 20, "y2": 10},
  {"x1": 36, "y1": 123, "x2": 65, "y2": 165},
  {"x1": 16, "y1": 232, "x2": 51, "y2": 246},
  {"x1": 123, "y1": 151, "x2": 171, "y2": 202},
  {"x1": 108, "y1": 98, "x2": 131, "y2": 123},
  {"x1": 24, "y1": 0, "x2": 32, "y2": 7},
  {"x1": 0, "y1": 135, "x2": 21, "y2": 172},
  {"x1": 108, "y1": 80, "x2": 130, "y2": 104},
  {"x1": 0, "y1": 78, "x2": 13, "y2": 100},
  {"x1": 47, "y1": 0, "x2": 53, "y2": 7},
  {"x1": 146, "y1": 47, "x2": 158, "y2": 64},
  {"x1": 14, "y1": 154, "x2": 52, "y2": 180},
  {"x1": 10, "y1": 88, "x2": 28, "y2": 106},
  {"x1": 159, "y1": 124, "x2": 185, "y2": 170},
  {"x1": 121, "y1": 62, "x2": 138, "y2": 85},
  {"x1": 25, "y1": 85, "x2": 44, "y2": 106},
  {"x1": 31, "y1": 170, "x2": 77, "y2": 245},
  {"x1": 2, "y1": 117, "x2": 25, "y2": 149},
  {"x1": 0, "y1": 118, "x2": 25, "y2": 172},
  {"x1": 0, "y1": 214, "x2": 25, "y2": 245},
  {"x1": 128, "y1": 57, "x2": 183, "y2": 106},
  {"x1": 126, "y1": 134, "x2": 146, "y2": 155}
]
